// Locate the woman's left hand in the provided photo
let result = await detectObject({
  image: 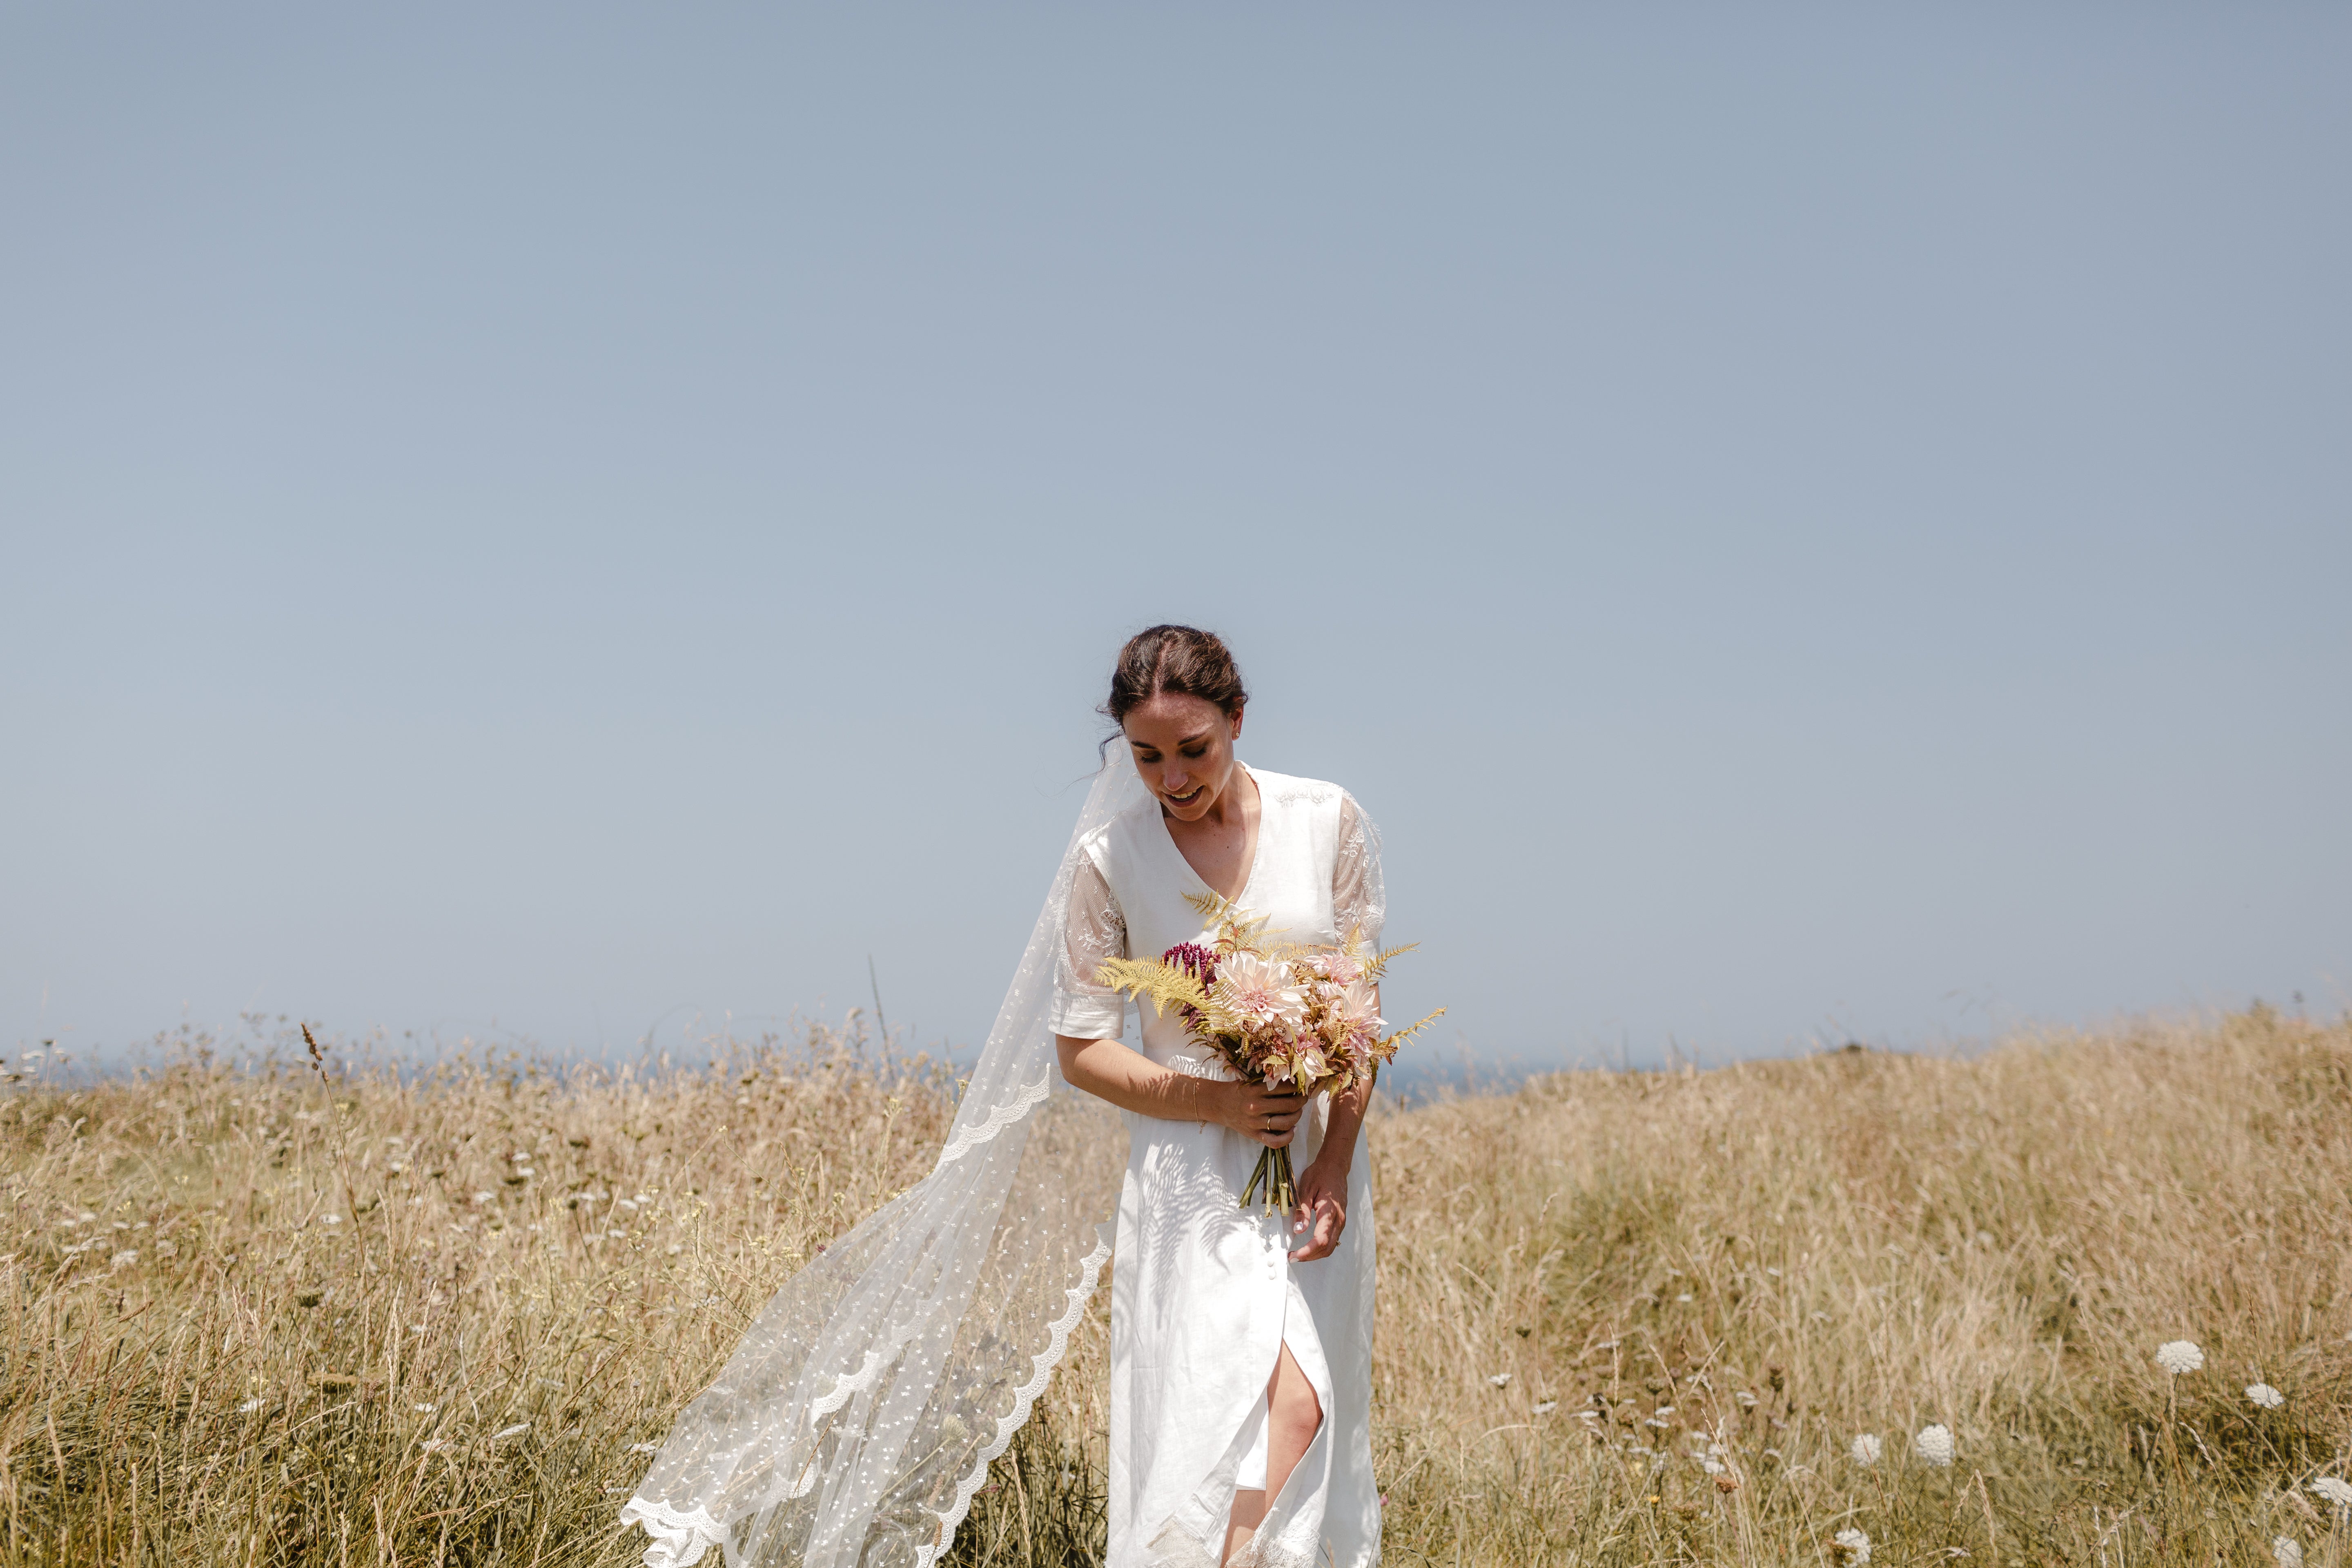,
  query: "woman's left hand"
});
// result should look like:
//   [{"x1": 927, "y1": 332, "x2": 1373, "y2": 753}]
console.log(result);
[{"x1": 1287, "y1": 1154, "x2": 1350, "y2": 1262}]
